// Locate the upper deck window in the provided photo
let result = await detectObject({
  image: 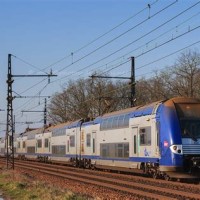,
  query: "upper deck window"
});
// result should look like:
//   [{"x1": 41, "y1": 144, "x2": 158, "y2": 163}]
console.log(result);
[
  {"x1": 52, "y1": 128, "x2": 66, "y2": 137},
  {"x1": 100, "y1": 114, "x2": 130, "y2": 131}
]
